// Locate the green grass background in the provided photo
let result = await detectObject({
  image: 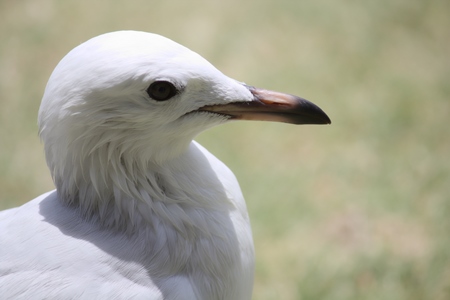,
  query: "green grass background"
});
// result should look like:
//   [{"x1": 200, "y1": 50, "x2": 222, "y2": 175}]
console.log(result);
[{"x1": 1, "y1": 0, "x2": 449, "y2": 299}]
